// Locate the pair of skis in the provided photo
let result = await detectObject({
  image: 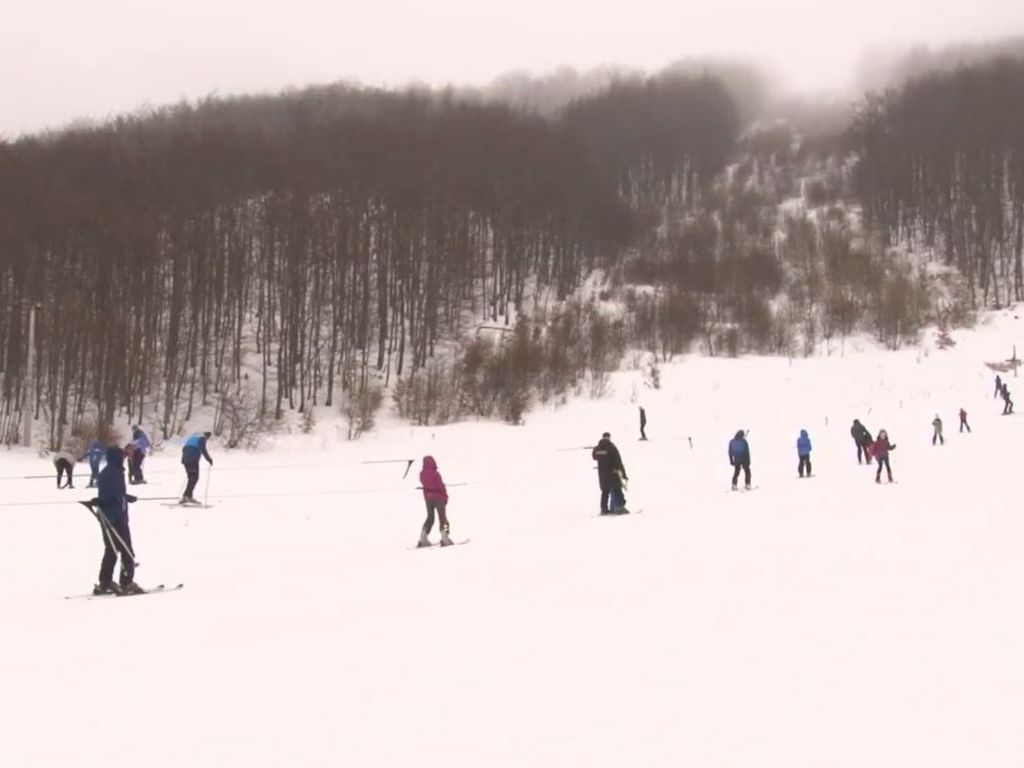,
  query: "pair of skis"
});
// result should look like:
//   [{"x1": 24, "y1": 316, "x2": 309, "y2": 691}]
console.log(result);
[{"x1": 65, "y1": 583, "x2": 185, "y2": 600}]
